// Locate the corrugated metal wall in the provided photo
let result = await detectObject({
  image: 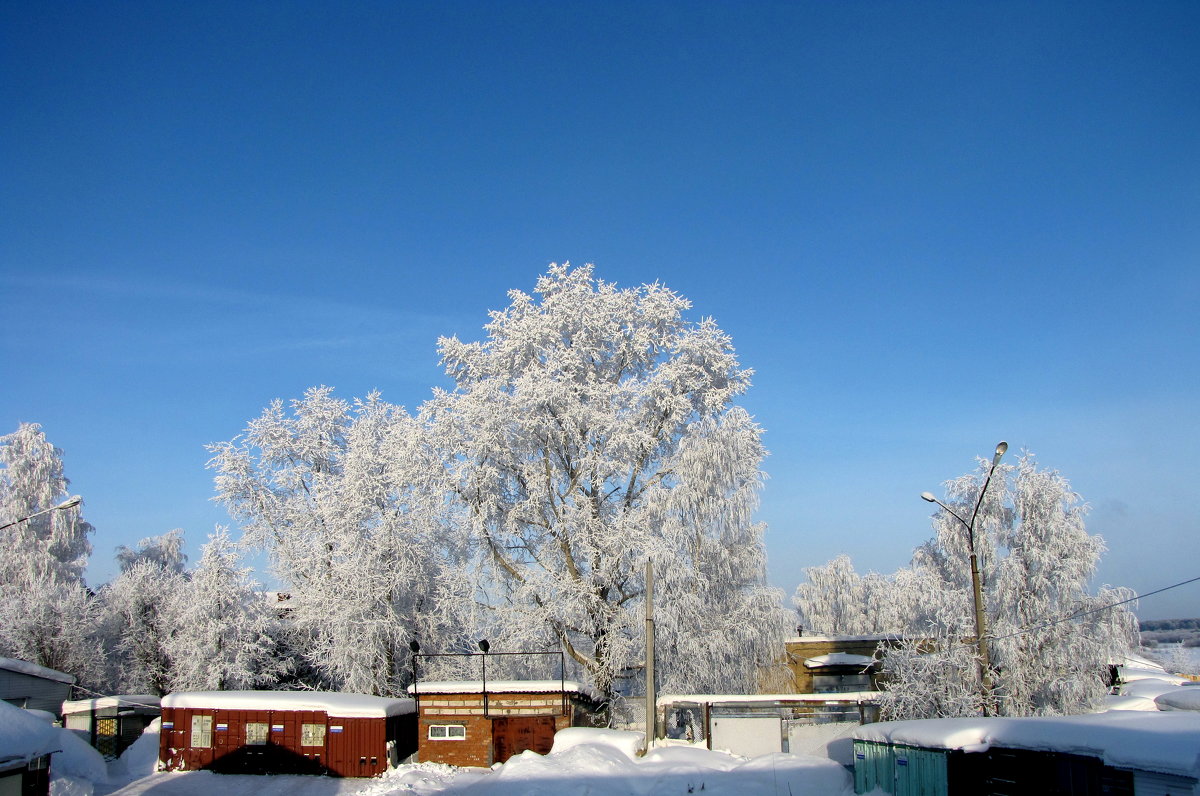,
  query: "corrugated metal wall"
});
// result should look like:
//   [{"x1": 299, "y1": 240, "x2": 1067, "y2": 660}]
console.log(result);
[{"x1": 159, "y1": 705, "x2": 416, "y2": 777}]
